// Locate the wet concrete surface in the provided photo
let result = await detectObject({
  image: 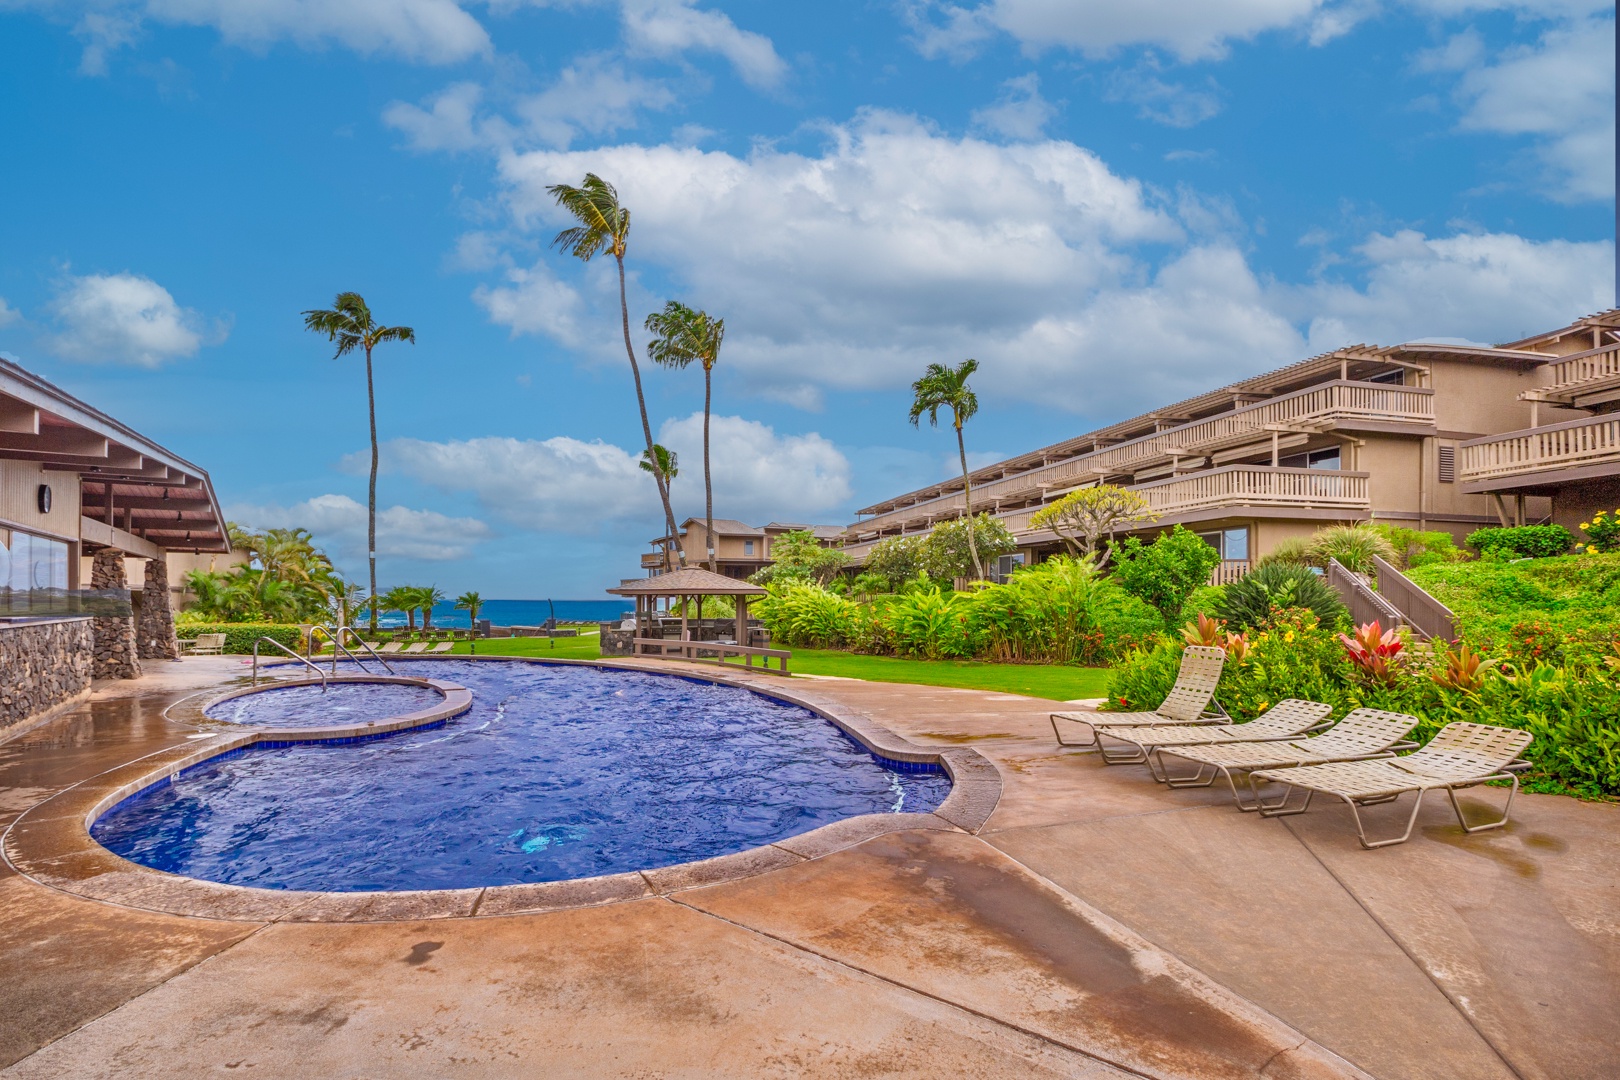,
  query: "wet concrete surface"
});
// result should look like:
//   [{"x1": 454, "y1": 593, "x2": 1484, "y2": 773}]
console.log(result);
[{"x1": 1, "y1": 657, "x2": 1616, "y2": 1077}]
